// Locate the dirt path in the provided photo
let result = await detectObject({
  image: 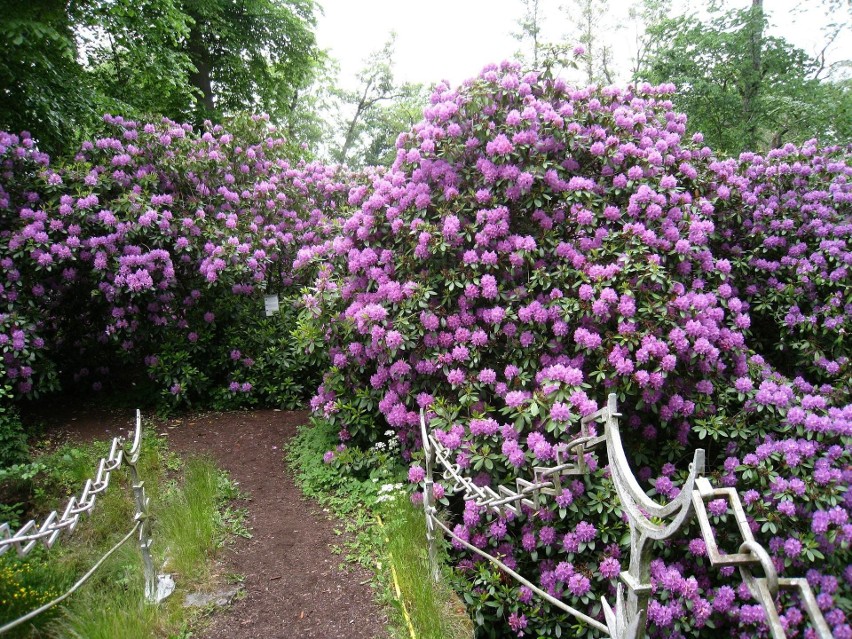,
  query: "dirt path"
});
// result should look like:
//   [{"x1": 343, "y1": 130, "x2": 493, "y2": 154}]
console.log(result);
[
  {"x1": 28, "y1": 404, "x2": 389, "y2": 639},
  {"x1": 165, "y1": 409, "x2": 389, "y2": 639}
]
